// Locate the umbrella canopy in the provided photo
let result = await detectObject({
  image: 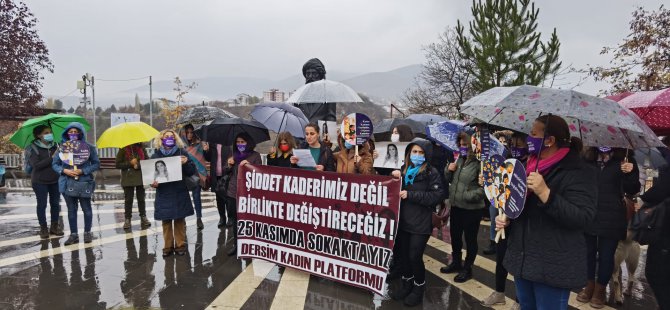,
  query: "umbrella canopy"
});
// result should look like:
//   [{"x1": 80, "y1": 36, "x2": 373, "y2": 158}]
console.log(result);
[
  {"x1": 373, "y1": 118, "x2": 426, "y2": 141},
  {"x1": 176, "y1": 106, "x2": 236, "y2": 126},
  {"x1": 618, "y1": 88, "x2": 670, "y2": 136},
  {"x1": 425, "y1": 120, "x2": 506, "y2": 155},
  {"x1": 203, "y1": 117, "x2": 270, "y2": 146},
  {"x1": 605, "y1": 92, "x2": 634, "y2": 102},
  {"x1": 635, "y1": 147, "x2": 667, "y2": 169},
  {"x1": 286, "y1": 80, "x2": 363, "y2": 104},
  {"x1": 10, "y1": 113, "x2": 90, "y2": 148},
  {"x1": 250, "y1": 102, "x2": 309, "y2": 138},
  {"x1": 96, "y1": 122, "x2": 159, "y2": 148},
  {"x1": 461, "y1": 85, "x2": 663, "y2": 149},
  {"x1": 406, "y1": 114, "x2": 449, "y2": 124}
]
